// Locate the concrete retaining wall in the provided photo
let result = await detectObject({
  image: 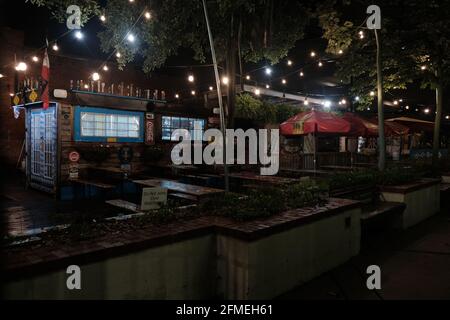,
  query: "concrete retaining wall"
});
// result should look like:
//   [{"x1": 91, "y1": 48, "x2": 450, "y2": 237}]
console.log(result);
[
  {"x1": 381, "y1": 180, "x2": 440, "y2": 229},
  {"x1": 3, "y1": 202, "x2": 361, "y2": 300}
]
